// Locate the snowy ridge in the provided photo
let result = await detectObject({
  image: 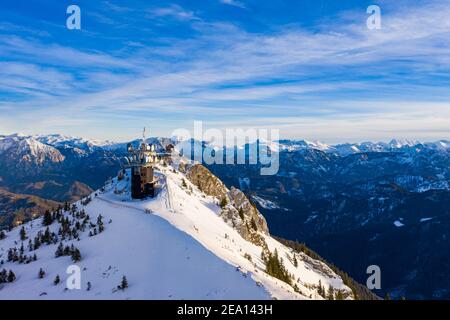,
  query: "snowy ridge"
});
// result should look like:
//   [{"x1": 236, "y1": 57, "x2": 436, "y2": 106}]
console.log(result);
[
  {"x1": 0, "y1": 163, "x2": 352, "y2": 300},
  {"x1": 0, "y1": 134, "x2": 64, "y2": 164},
  {"x1": 35, "y1": 134, "x2": 115, "y2": 151},
  {"x1": 278, "y1": 139, "x2": 450, "y2": 155},
  {"x1": 1, "y1": 133, "x2": 448, "y2": 159}
]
